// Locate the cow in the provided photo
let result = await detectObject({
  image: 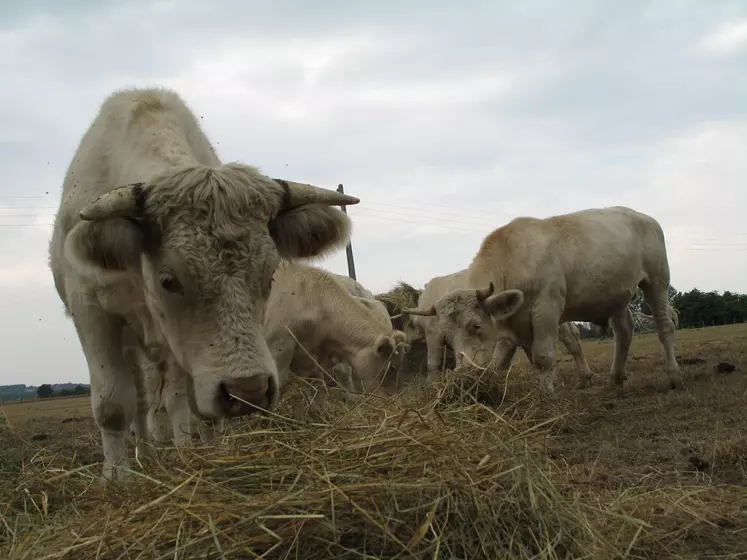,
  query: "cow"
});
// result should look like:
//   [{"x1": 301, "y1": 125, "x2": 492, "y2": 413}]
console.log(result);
[
  {"x1": 398, "y1": 270, "x2": 592, "y2": 382},
  {"x1": 399, "y1": 269, "x2": 468, "y2": 373},
  {"x1": 403, "y1": 206, "x2": 682, "y2": 393},
  {"x1": 265, "y1": 261, "x2": 408, "y2": 396},
  {"x1": 48, "y1": 87, "x2": 359, "y2": 482},
  {"x1": 328, "y1": 271, "x2": 376, "y2": 299}
]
